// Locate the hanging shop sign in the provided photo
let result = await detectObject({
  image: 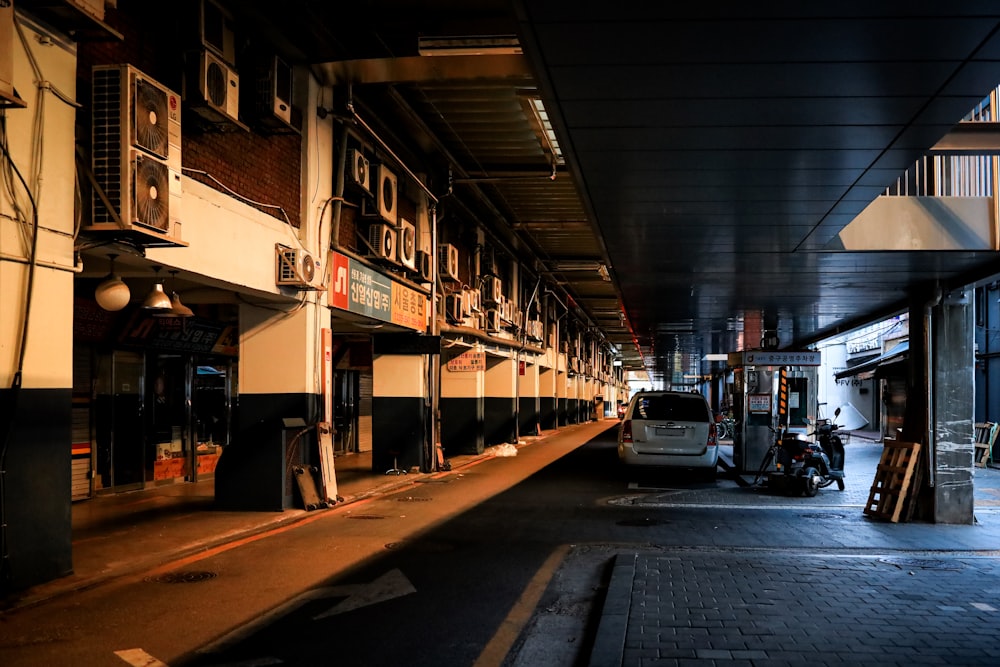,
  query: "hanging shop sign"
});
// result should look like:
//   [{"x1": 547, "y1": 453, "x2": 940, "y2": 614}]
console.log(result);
[
  {"x1": 729, "y1": 350, "x2": 822, "y2": 367},
  {"x1": 329, "y1": 251, "x2": 427, "y2": 331},
  {"x1": 118, "y1": 313, "x2": 237, "y2": 355},
  {"x1": 447, "y1": 350, "x2": 486, "y2": 372}
]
